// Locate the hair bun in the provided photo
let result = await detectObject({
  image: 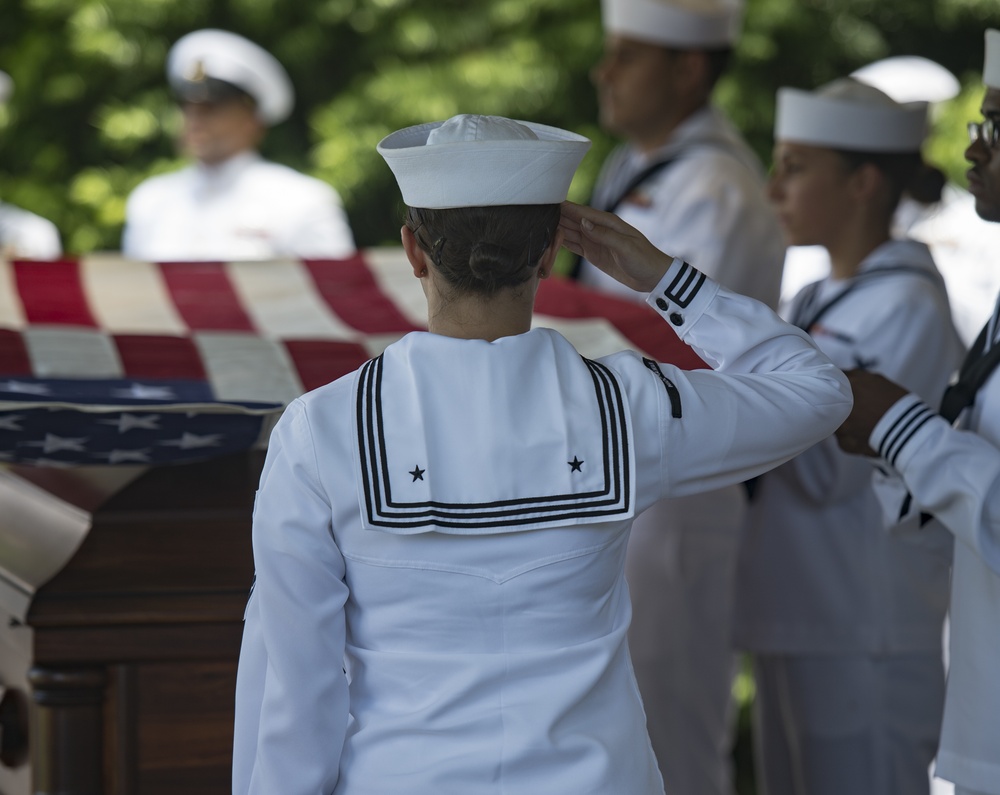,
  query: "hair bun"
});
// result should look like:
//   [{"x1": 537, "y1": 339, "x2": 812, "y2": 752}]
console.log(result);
[
  {"x1": 469, "y1": 241, "x2": 527, "y2": 286},
  {"x1": 906, "y1": 162, "x2": 946, "y2": 205}
]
